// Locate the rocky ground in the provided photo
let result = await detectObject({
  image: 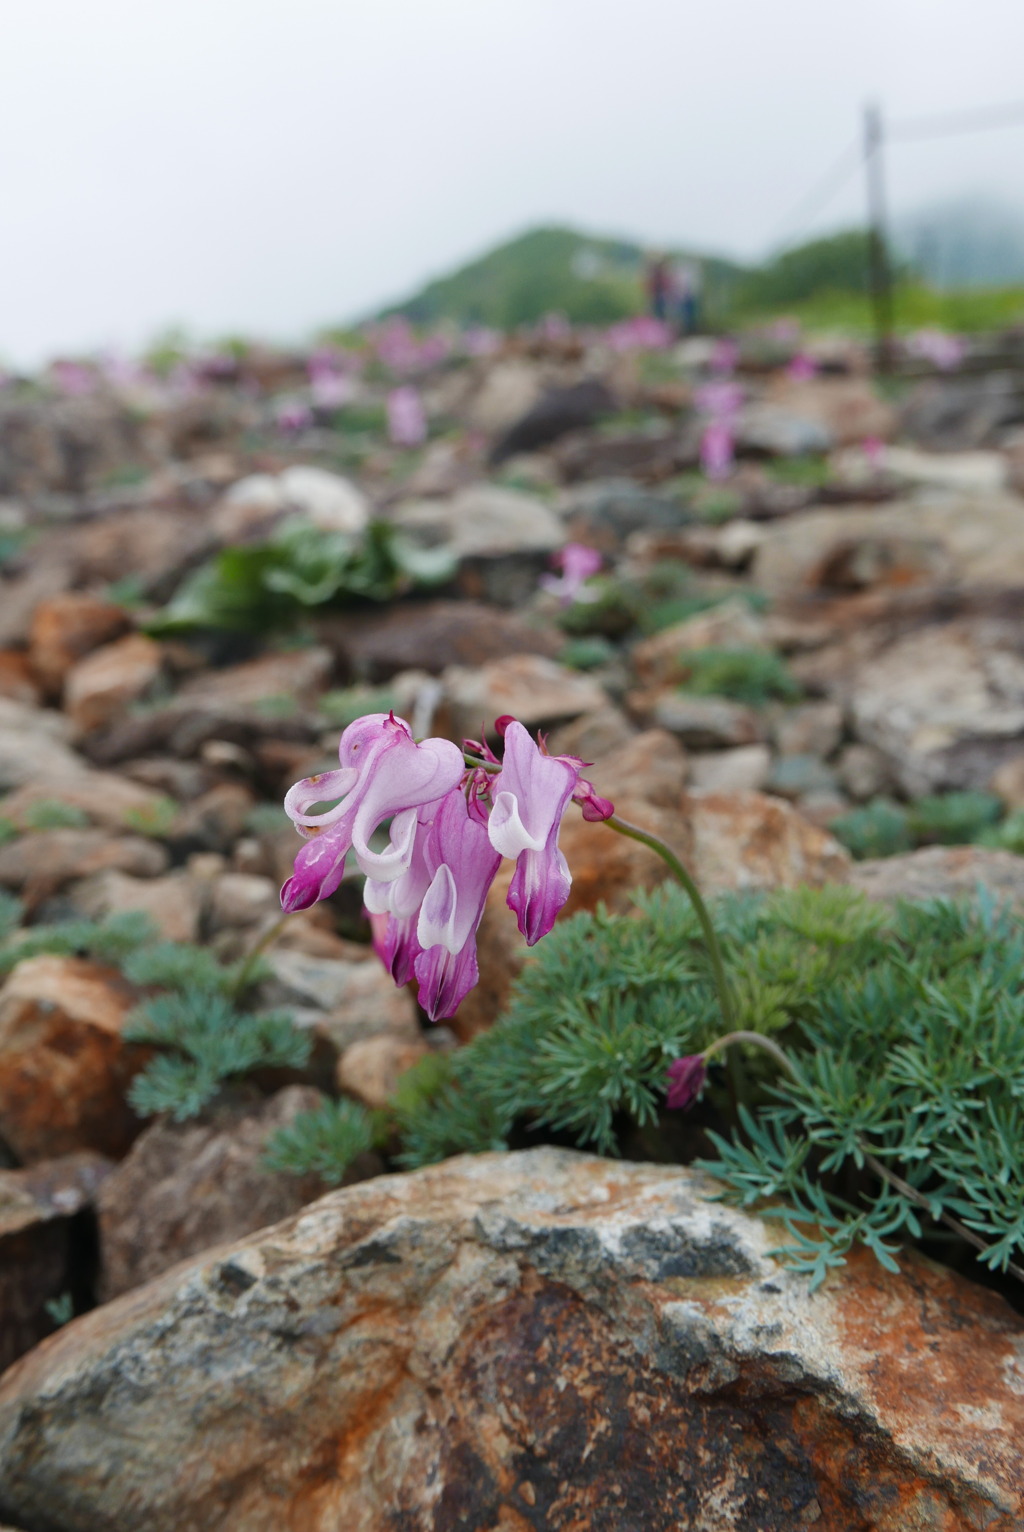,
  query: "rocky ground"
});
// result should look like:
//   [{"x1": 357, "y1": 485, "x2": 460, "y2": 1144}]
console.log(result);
[{"x1": 2, "y1": 321, "x2": 1024, "y2": 1528}]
